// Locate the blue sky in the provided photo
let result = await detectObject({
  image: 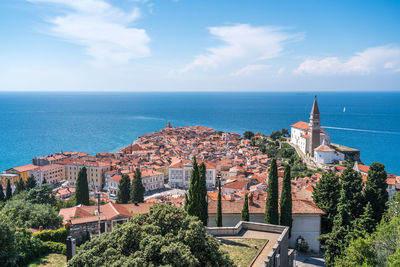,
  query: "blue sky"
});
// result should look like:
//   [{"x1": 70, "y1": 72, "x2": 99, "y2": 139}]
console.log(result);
[{"x1": 1, "y1": 0, "x2": 400, "y2": 91}]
